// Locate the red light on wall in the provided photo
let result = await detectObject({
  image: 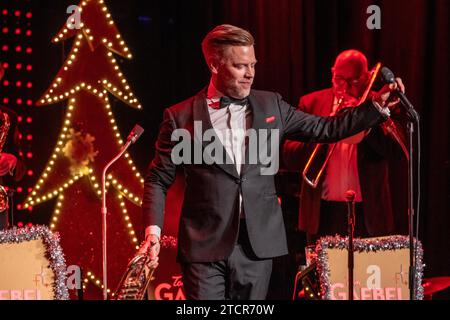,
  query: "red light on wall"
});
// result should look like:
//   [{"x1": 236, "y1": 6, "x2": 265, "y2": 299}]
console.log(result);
[
  {"x1": 26, "y1": 82, "x2": 33, "y2": 88},
  {"x1": 2, "y1": 27, "x2": 8, "y2": 34},
  {"x1": 26, "y1": 117, "x2": 32, "y2": 123},
  {"x1": 26, "y1": 12, "x2": 32, "y2": 19},
  {"x1": 28, "y1": 206, "x2": 33, "y2": 212},
  {"x1": 15, "y1": 28, "x2": 21, "y2": 35},
  {"x1": 26, "y1": 99, "x2": 33, "y2": 106},
  {"x1": 18, "y1": 133, "x2": 23, "y2": 140},
  {"x1": 17, "y1": 222, "x2": 23, "y2": 228},
  {"x1": 2, "y1": 63, "x2": 8, "y2": 69},
  {"x1": 2, "y1": 98, "x2": 9, "y2": 104},
  {"x1": 17, "y1": 187, "x2": 23, "y2": 193},
  {"x1": 27, "y1": 170, "x2": 33, "y2": 176},
  {"x1": 3, "y1": 80, "x2": 9, "y2": 86},
  {"x1": 16, "y1": 204, "x2": 22, "y2": 210},
  {"x1": 2, "y1": 10, "x2": 8, "y2": 15},
  {"x1": 14, "y1": 10, "x2": 21, "y2": 17},
  {"x1": 26, "y1": 134, "x2": 33, "y2": 141},
  {"x1": 27, "y1": 223, "x2": 33, "y2": 228},
  {"x1": 15, "y1": 46, "x2": 22, "y2": 52},
  {"x1": 1, "y1": 45, "x2": 8, "y2": 51},
  {"x1": 27, "y1": 188, "x2": 32, "y2": 193},
  {"x1": 16, "y1": 98, "x2": 23, "y2": 105},
  {"x1": 16, "y1": 63, "x2": 22, "y2": 70},
  {"x1": 18, "y1": 116, "x2": 23, "y2": 122},
  {"x1": 26, "y1": 47, "x2": 32, "y2": 54},
  {"x1": 26, "y1": 30, "x2": 32, "y2": 36},
  {"x1": 26, "y1": 64, "x2": 32, "y2": 71},
  {"x1": 16, "y1": 81, "x2": 22, "y2": 87},
  {"x1": 27, "y1": 152, "x2": 33, "y2": 159}
]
